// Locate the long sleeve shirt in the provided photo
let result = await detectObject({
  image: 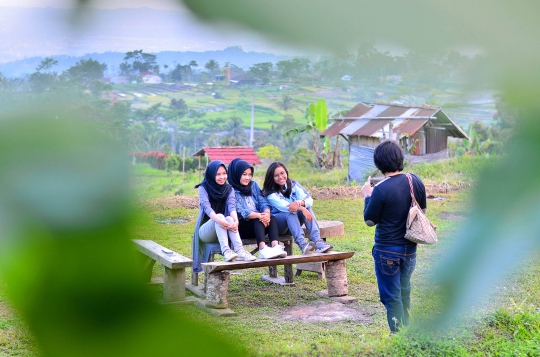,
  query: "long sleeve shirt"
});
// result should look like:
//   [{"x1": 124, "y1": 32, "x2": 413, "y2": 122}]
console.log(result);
[
  {"x1": 266, "y1": 181, "x2": 314, "y2": 214},
  {"x1": 234, "y1": 182, "x2": 271, "y2": 220},
  {"x1": 198, "y1": 186, "x2": 236, "y2": 217},
  {"x1": 363, "y1": 173, "x2": 426, "y2": 246}
]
